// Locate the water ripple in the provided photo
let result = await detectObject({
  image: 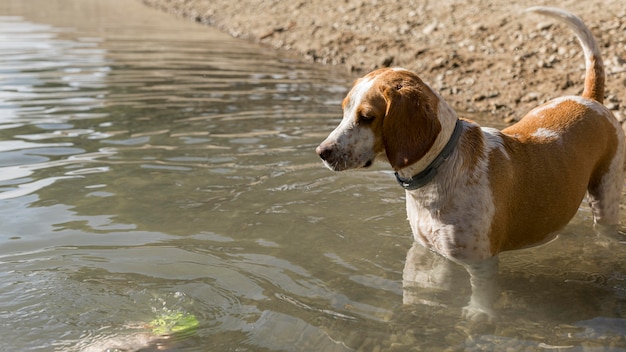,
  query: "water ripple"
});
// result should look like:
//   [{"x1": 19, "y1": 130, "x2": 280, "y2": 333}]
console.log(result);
[{"x1": 2, "y1": 1, "x2": 626, "y2": 351}]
